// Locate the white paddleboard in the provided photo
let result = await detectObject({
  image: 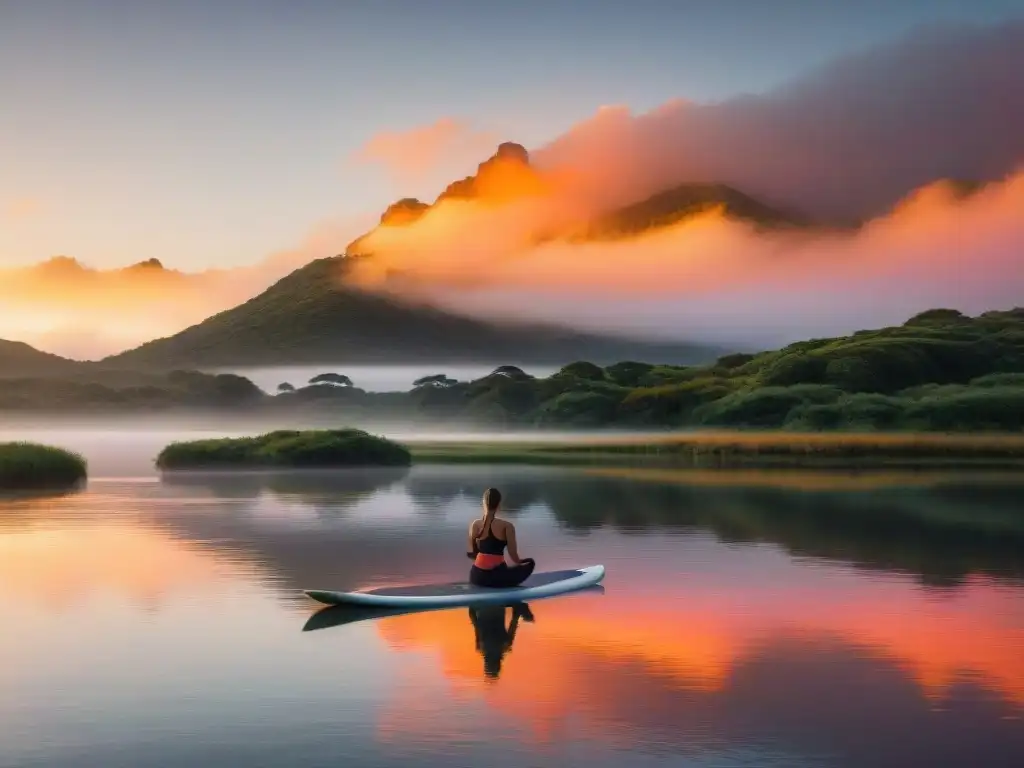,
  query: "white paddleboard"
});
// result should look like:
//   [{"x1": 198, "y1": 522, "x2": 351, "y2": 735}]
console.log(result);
[{"x1": 303, "y1": 565, "x2": 605, "y2": 608}]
